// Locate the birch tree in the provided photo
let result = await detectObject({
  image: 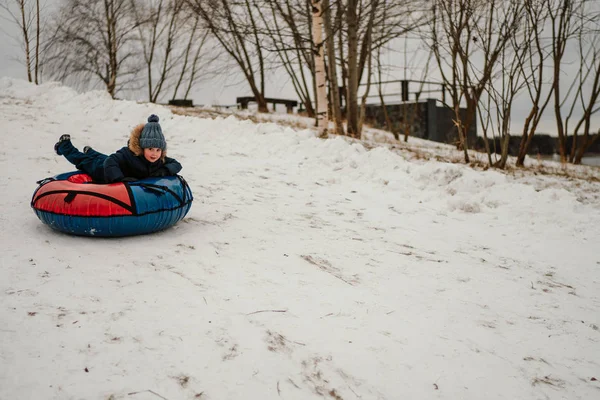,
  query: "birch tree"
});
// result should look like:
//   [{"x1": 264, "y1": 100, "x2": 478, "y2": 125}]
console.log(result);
[
  {"x1": 312, "y1": 0, "x2": 328, "y2": 136},
  {"x1": 322, "y1": 0, "x2": 344, "y2": 135}
]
